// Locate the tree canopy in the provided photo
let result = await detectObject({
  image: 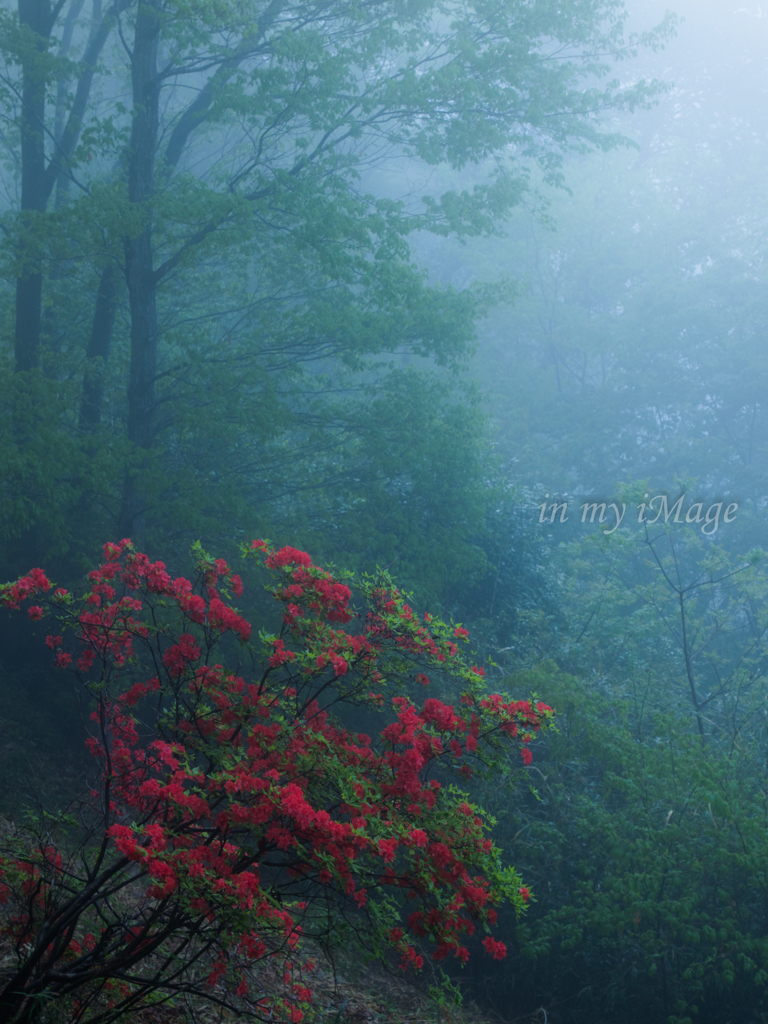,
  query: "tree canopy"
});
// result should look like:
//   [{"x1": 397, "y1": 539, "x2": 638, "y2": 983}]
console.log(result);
[{"x1": 0, "y1": 0, "x2": 673, "y2": 583}]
